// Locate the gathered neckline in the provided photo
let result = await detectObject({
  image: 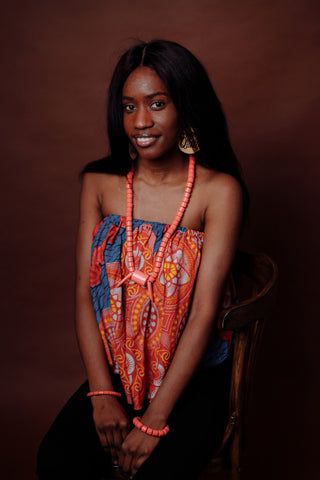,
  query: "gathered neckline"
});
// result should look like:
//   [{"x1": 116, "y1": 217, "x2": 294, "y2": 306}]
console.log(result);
[{"x1": 100, "y1": 214, "x2": 204, "y2": 235}]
